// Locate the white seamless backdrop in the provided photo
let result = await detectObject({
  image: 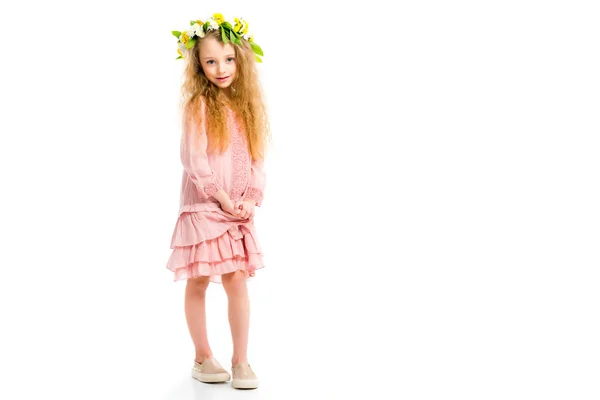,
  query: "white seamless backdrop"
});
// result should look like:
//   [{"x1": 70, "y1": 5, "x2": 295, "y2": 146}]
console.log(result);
[{"x1": 0, "y1": 1, "x2": 598, "y2": 399}]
